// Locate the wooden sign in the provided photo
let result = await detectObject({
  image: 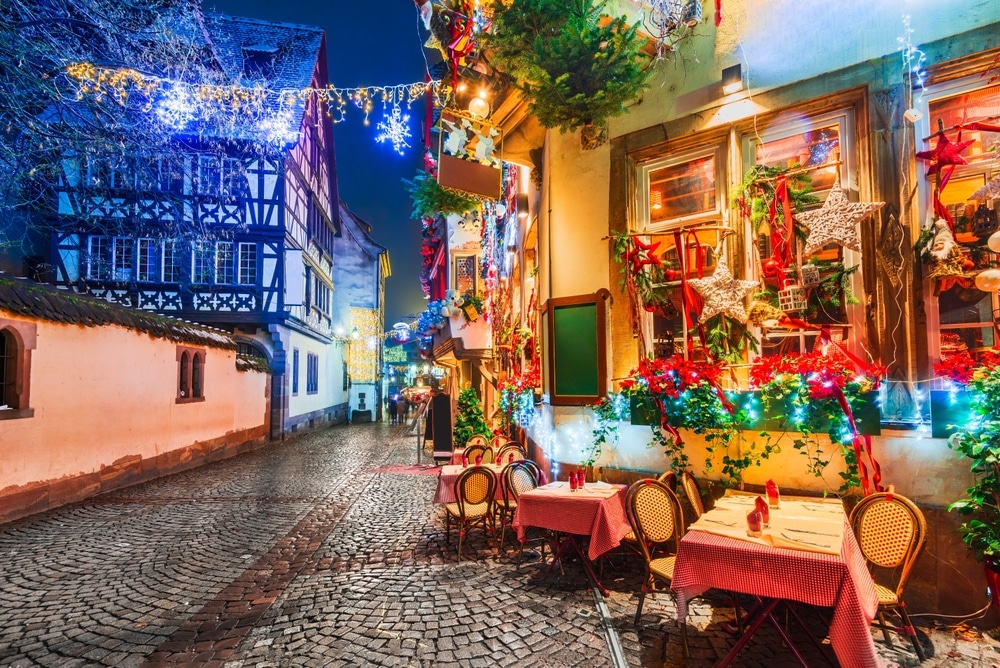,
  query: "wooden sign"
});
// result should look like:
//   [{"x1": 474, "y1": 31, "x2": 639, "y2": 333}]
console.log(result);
[{"x1": 437, "y1": 110, "x2": 502, "y2": 201}]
